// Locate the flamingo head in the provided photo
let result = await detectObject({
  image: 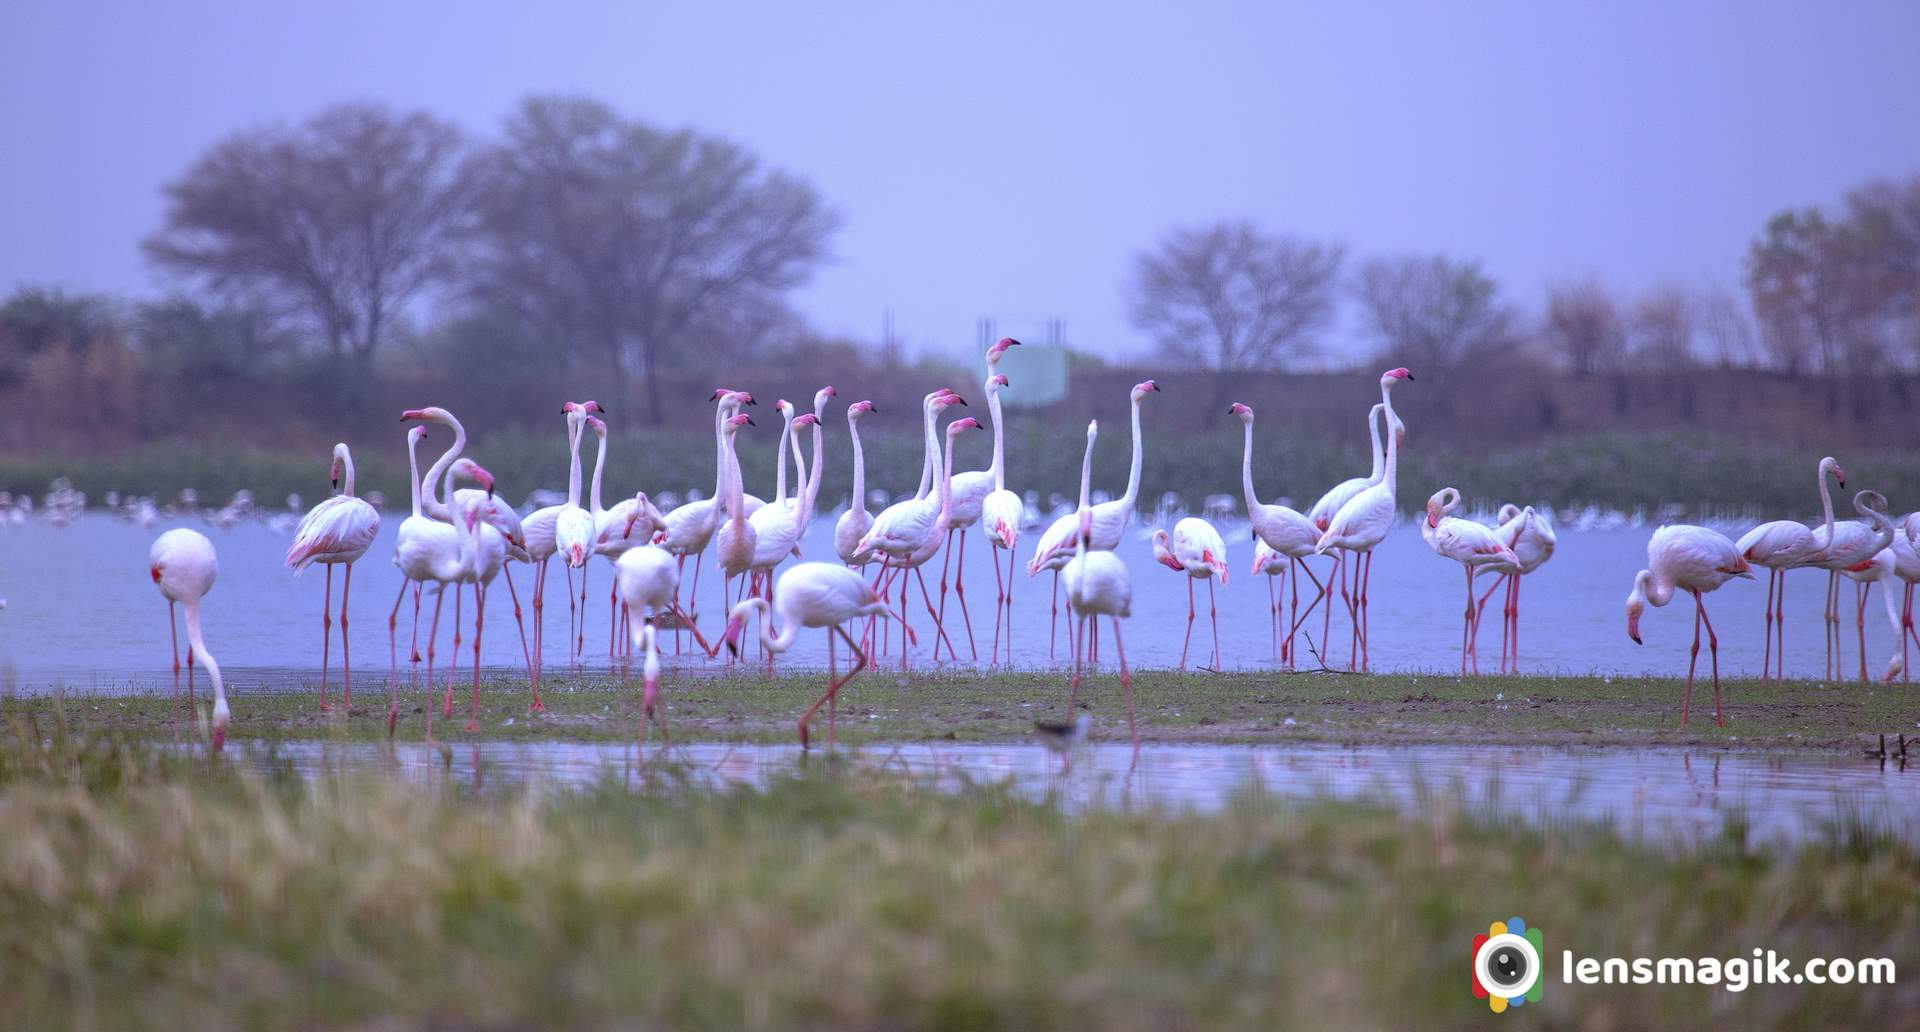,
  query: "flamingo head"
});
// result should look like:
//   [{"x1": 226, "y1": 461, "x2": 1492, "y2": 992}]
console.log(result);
[
  {"x1": 848, "y1": 399, "x2": 876, "y2": 420},
  {"x1": 948, "y1": 417, "x2": 982, "y2": 437},
  {"x1": 937, "y1": 390, "x2": 967, "y2": 410},
  {"x1": 1425, "y1": 488, "x2": 1459, "y2": 528},
  {"x1": 211, "y1": 697, "x2": 229, "y2": 754},
  {"x1": 622, "y1": 496, "x2": 652, "y2": 539},
  {"x1": 1229, "y1": 402, "x2": 1253, "y2": 424},
  {"x1": 1151, "y1": 530, "x2": 1181, "y2": 571},
  {"x1": 710, "y1": 387, "x2": 754, "y2": 405},
  {"x1": 776, "y1": 399, "x2": 794, "y2": 419},
  {"x1": 1625, "y1": 570, "x2": 1650, "y2": 644},
  {"x1": 329, "y1": 443, "x2": 348, "y2": 490},
  {"x1": 814, "y1": 386, "x2": 836, "y2": 412},
  {"x1": 725, "y1": 413, "x2": 754, "y2": 432},
  {"x1": 1381, "y1": 367, "x2": 1414, "y2": 388},
  {"x1": 793, "y1": 413, "x2": 820, "y2": 429},
  {"x1": 989, "y1": 373, "x2": 1010, "y2": 391},
  {"x1": 987, "y1": 336, "x2": 1022, "y2": 364},
  {"x1": 1821, "y1": 456, "x2": 1846, "y2": 490},
  {"x1": 407, "y1": 426, "x2": 428, "y2": 448},
  {"x1": 1131, "y1": 379, "x2": 1160, "y2": 401},
  {"x1": 399, "y1": 406, "x2": 452, "y2": 425},
  {"x1": 722, "y1": 613, "x2": 748, "y2": 657}
]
